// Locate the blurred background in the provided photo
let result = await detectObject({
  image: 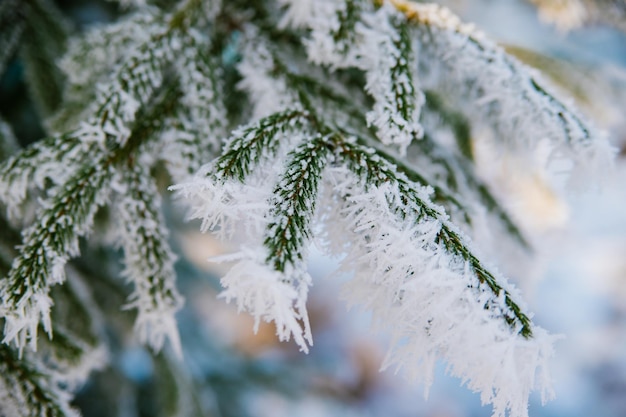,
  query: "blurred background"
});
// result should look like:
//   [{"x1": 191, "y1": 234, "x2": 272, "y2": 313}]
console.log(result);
[{"x1": 2, "y1": 0, "x2": 626, "y2": 416}]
